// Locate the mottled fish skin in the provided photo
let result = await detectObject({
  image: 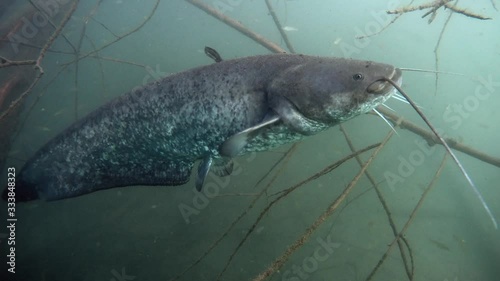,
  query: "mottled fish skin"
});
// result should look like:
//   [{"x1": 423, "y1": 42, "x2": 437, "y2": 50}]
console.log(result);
[{"x1": 11, "y1": 54, "x2": 400, "y2": 200}]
